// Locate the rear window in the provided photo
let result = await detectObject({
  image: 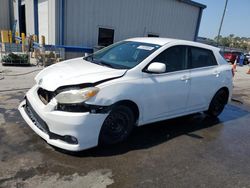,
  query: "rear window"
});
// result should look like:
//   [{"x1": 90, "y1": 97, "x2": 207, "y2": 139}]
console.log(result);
[
  {"x1": 220, "y1": 51, "x2": 228, "y2": 61},
  {"x1": 190, "y1": 47, "x2": 217, "y2": 68},
  {"x1": 220, "y1": 51, "x2": 225, "y2": 56}
]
